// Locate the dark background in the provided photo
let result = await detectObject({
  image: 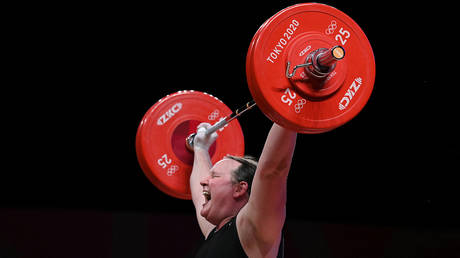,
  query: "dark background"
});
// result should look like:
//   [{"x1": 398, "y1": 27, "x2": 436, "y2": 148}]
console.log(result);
[{"x1": 3, "y1": 1, "x2": 459, "y2": 257}]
